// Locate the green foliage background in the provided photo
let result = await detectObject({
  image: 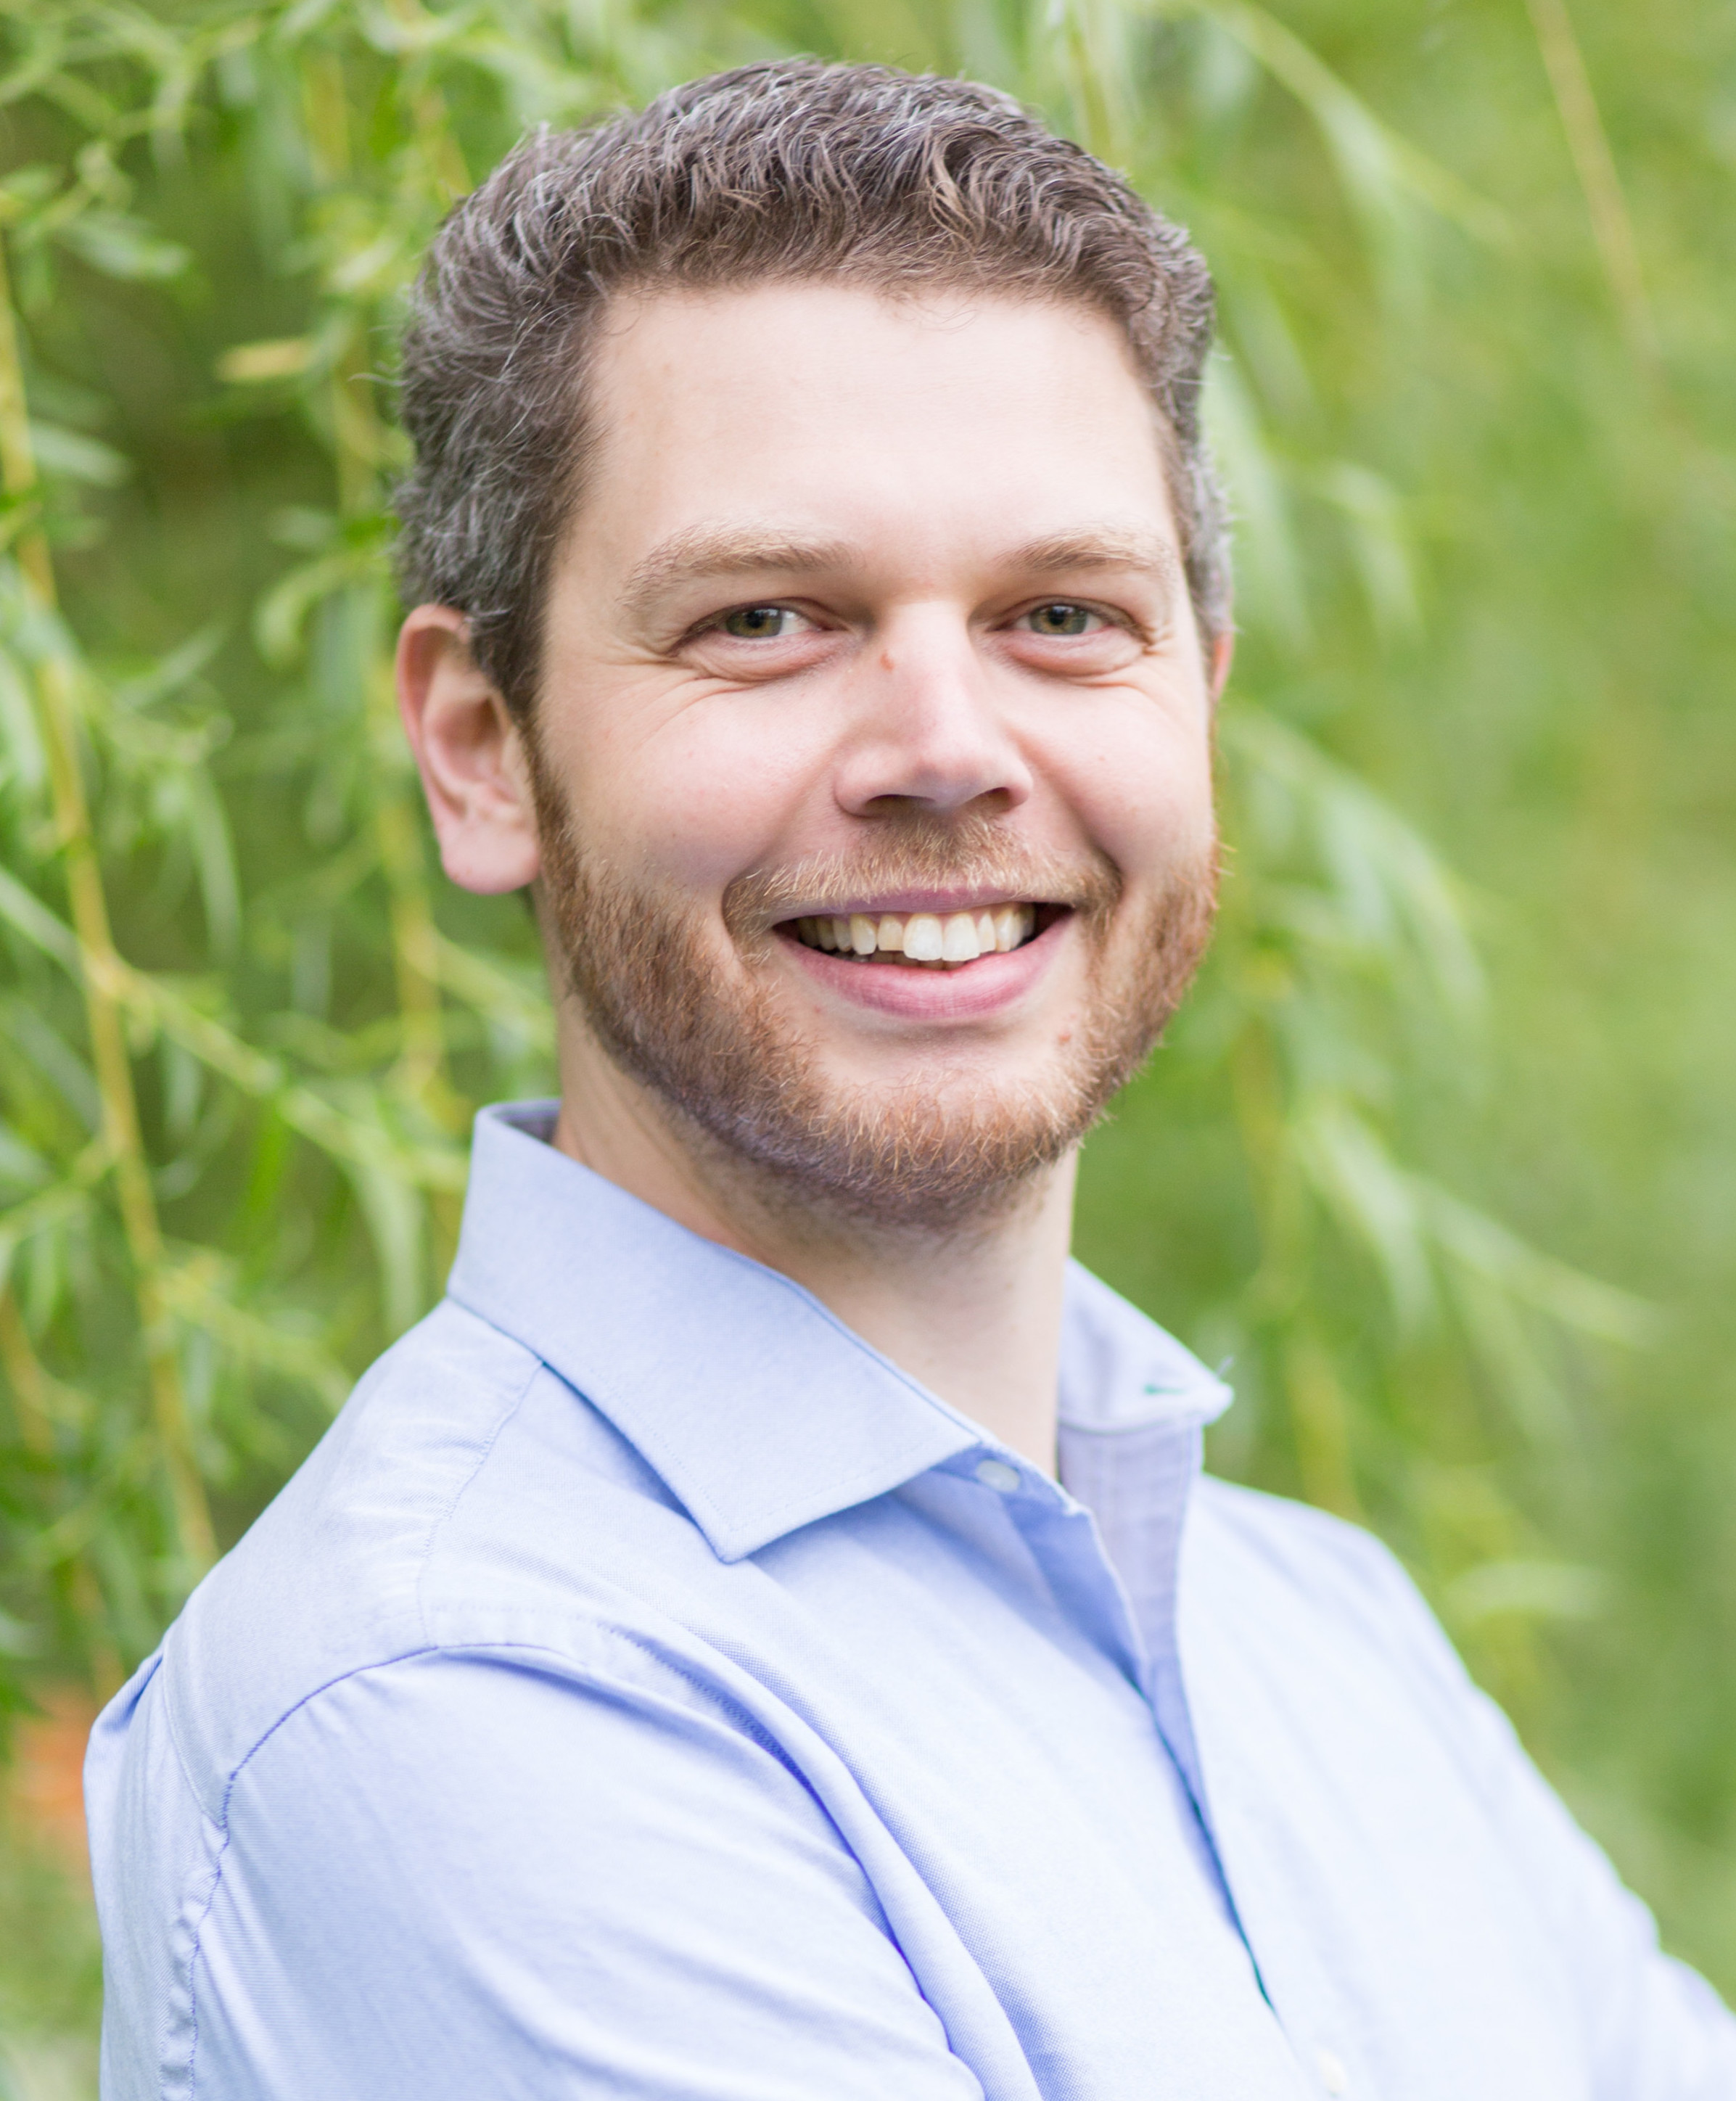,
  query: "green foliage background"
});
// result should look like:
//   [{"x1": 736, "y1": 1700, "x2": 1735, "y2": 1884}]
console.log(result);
[{"x1": 0, "y1": 0, "x2": 1731, "y2": 2075}]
